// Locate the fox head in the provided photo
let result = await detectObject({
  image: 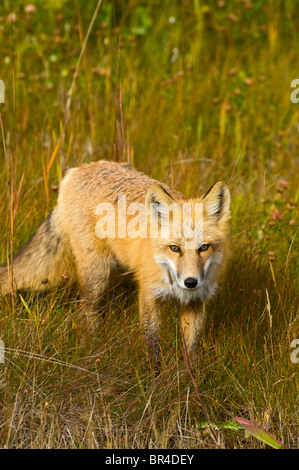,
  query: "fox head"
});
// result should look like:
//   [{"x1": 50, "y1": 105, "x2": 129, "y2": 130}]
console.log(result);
[{"x1": 145, "y1": 182, "x2": 231, "y2": 303}]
